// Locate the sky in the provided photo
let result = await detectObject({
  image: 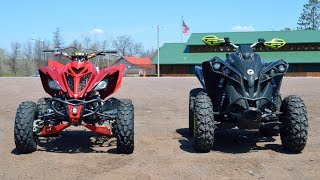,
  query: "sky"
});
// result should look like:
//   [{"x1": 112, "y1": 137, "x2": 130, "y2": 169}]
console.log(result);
[{"x1": 0, "y1": 0, "x2": 308, "y2": 51}]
